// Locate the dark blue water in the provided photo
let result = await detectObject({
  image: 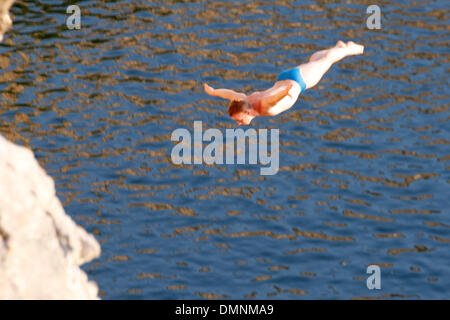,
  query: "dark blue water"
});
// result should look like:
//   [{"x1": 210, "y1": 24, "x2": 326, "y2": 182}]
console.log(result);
[{"x1": 0, "y1": 0, "x2": 448, "y2": 299}]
